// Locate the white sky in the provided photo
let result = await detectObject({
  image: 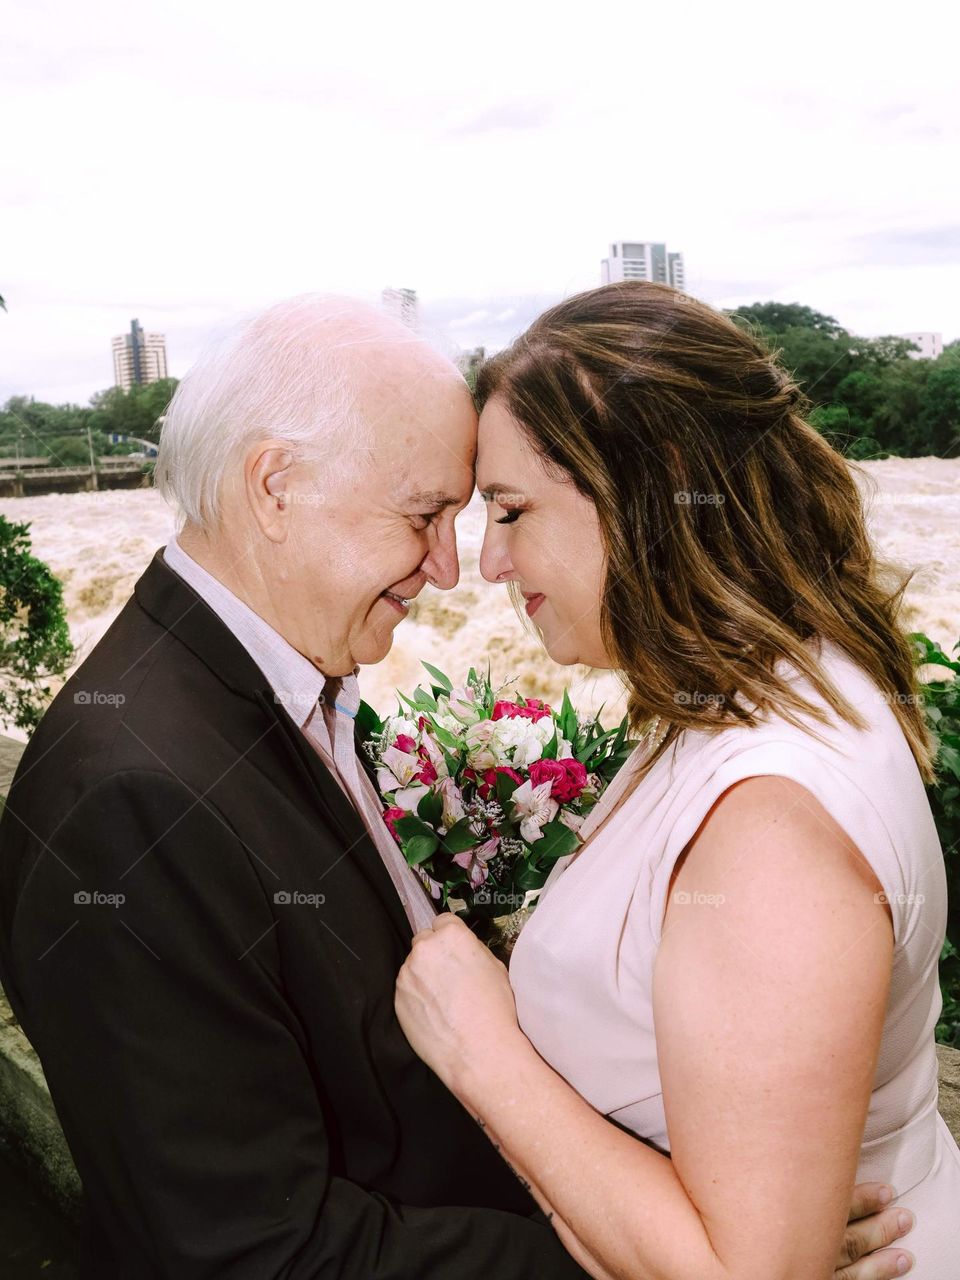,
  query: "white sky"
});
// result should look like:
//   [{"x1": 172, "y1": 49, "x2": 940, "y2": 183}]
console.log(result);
[{"x1": 3, "y1": 0, "x2": 958, "y2": 405}]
